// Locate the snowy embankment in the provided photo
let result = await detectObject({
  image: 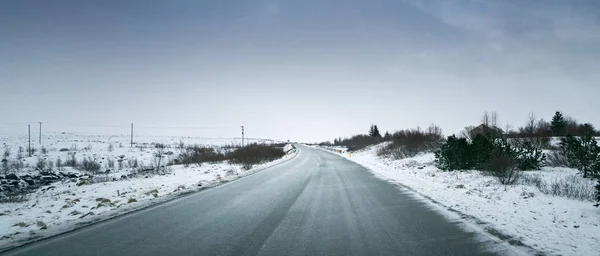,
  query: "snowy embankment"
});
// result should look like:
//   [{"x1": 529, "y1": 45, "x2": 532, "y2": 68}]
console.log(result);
[
  {"x1": 321, "y1": 144, "x2": 600, "y2": 256},
  {"x1": 0, "y1": 133, "x2": 296, "y2": 251}
]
